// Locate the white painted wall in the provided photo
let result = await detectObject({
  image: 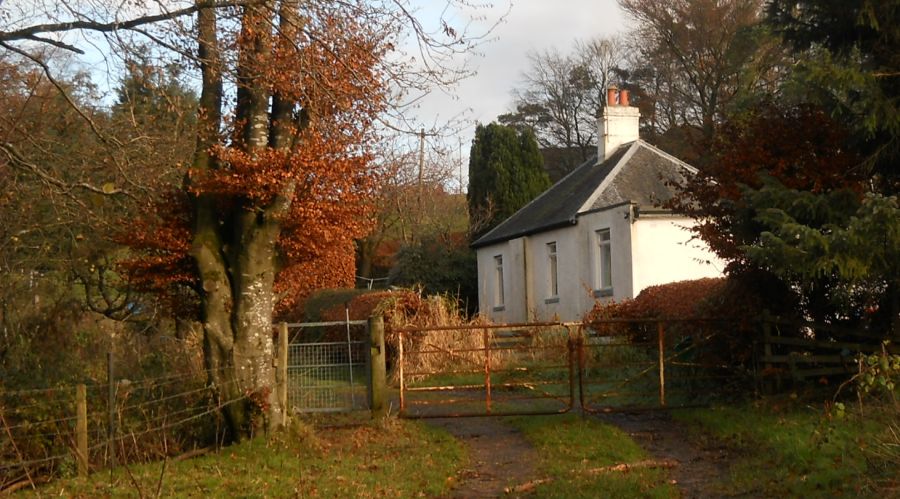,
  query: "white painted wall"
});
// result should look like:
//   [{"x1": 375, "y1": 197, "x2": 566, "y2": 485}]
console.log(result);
[
  {"x1": 476, "y1": 204, "x2": 637, "y2": 323},
  {"x1": 476, "y1": 209, "x2": 724, "y2": 323},
  {"x1": 630, "y1": 215, "x2": 724, "y2": 295},
  {"x1": 578, "y1": 205, "x2": 636, "y2": 306},
  {"x1": 525, "y1": 225, "x2": 587, "y2": 322},
  {"x1": 476, "y1": 237, "x2": 528, "y2": 323}
]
